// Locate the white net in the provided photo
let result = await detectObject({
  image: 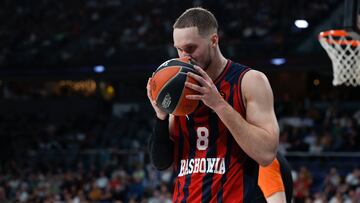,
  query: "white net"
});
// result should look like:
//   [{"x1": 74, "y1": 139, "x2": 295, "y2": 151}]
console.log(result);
[{"x1": 319, "y1": 30, "x2": 360, "y2": 86}]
